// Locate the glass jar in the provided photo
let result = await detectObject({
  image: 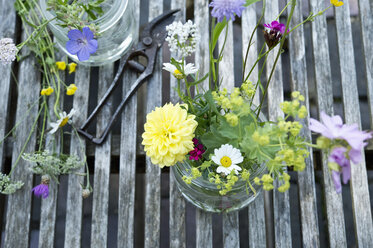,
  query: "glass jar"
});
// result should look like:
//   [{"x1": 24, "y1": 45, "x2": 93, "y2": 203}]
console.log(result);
[
  {"x1": 40, "y1": 0, "x2": 136, "y2": 66},
  {"x1": 172, "y1": 159, "x2": 266, "y2": 213}
]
